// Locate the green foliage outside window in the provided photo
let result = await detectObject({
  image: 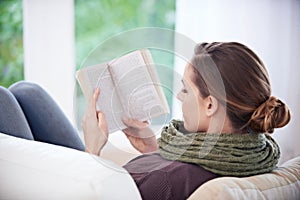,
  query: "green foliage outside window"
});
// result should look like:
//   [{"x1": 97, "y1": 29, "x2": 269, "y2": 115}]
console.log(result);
[
  {"x1": 0, "y1": 0, "x2": 23, "y2": 88},
  {"x1": 75, "y1": 0, "x2": 176, "y2": 69}
]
